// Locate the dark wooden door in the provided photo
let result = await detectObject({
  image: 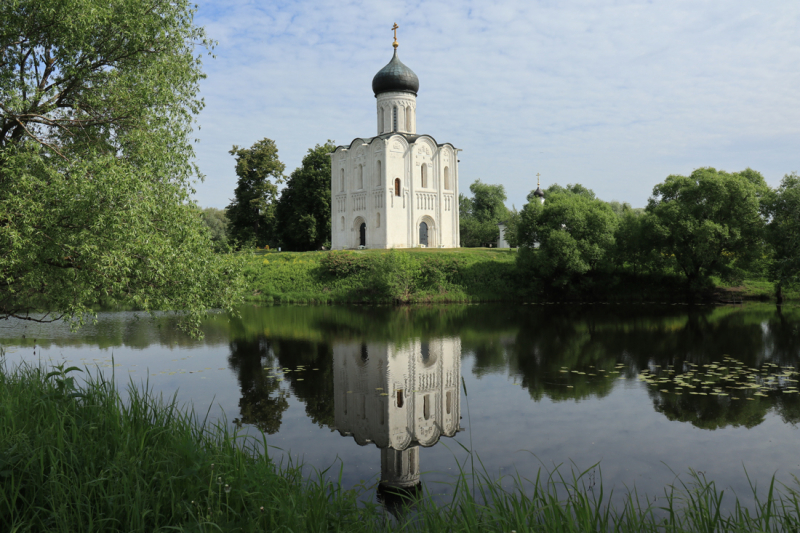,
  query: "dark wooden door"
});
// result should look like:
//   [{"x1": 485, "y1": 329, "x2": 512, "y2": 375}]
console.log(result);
[
  {"x1": 419, "y1": 222, "x2": 428, "y2": 246},
  {"x1": 359, "y1": 223, "x2": 366, "y2": 246}
]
